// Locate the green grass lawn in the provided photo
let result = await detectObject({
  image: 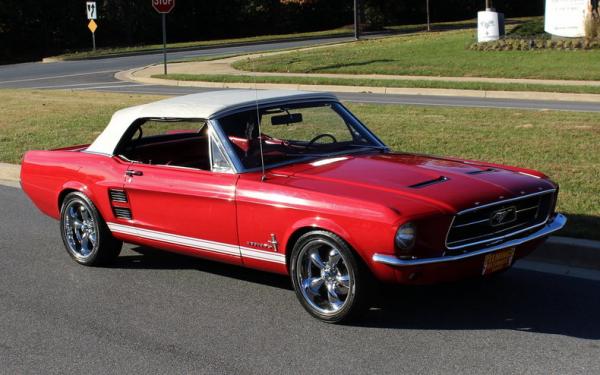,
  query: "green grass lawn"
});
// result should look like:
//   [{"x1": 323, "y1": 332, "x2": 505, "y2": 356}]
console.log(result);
[
  {"x1": 233, "y1": 29, "x2": 600, "y2": 80},
  {"x1": 49, "y1": 17, "x2": 496, "y2": 61},
  {"x1": 1, "y1": 89, "x2": 598, "y2": 240},
  {"x1": 50, "y1": 27, "x2": 353, "y2": 60},
  {"x1": 155, "y1": 73, "x2": 600, "y2": 95},
  {"x1": 0, "y1": 90, "x2": 160, "y2": 163}
]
